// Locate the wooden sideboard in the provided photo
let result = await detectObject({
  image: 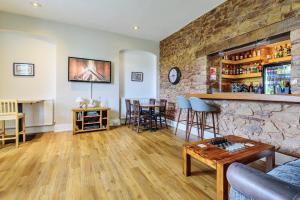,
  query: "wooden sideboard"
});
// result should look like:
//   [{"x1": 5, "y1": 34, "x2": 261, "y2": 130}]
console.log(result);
[{"x1": 72, "y1": 107, "x2": 110, "y2": 134}]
